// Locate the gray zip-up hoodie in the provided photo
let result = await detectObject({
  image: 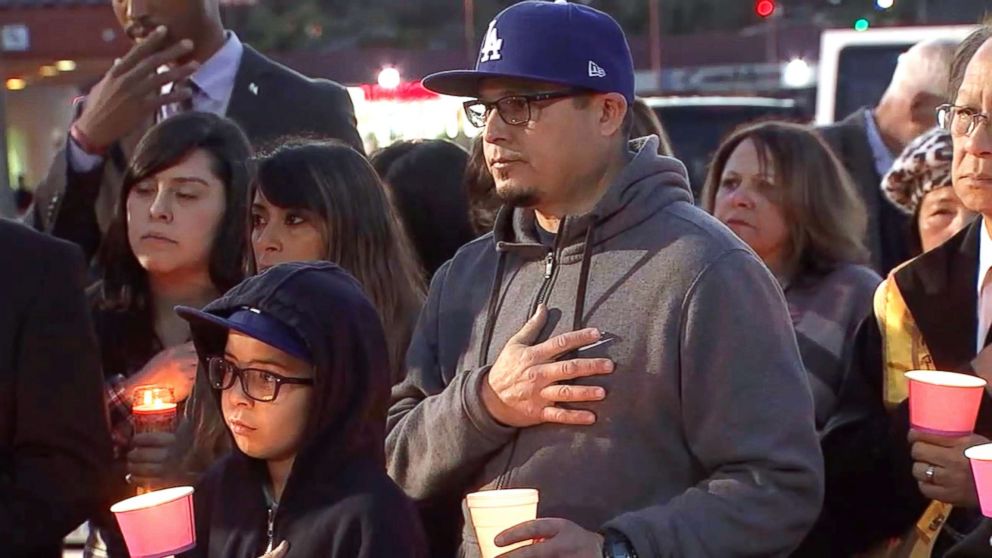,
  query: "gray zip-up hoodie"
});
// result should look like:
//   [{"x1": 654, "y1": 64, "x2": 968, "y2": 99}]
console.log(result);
[{"x1": 387, "y1": 137, "x2": 824, "y2": 557}]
